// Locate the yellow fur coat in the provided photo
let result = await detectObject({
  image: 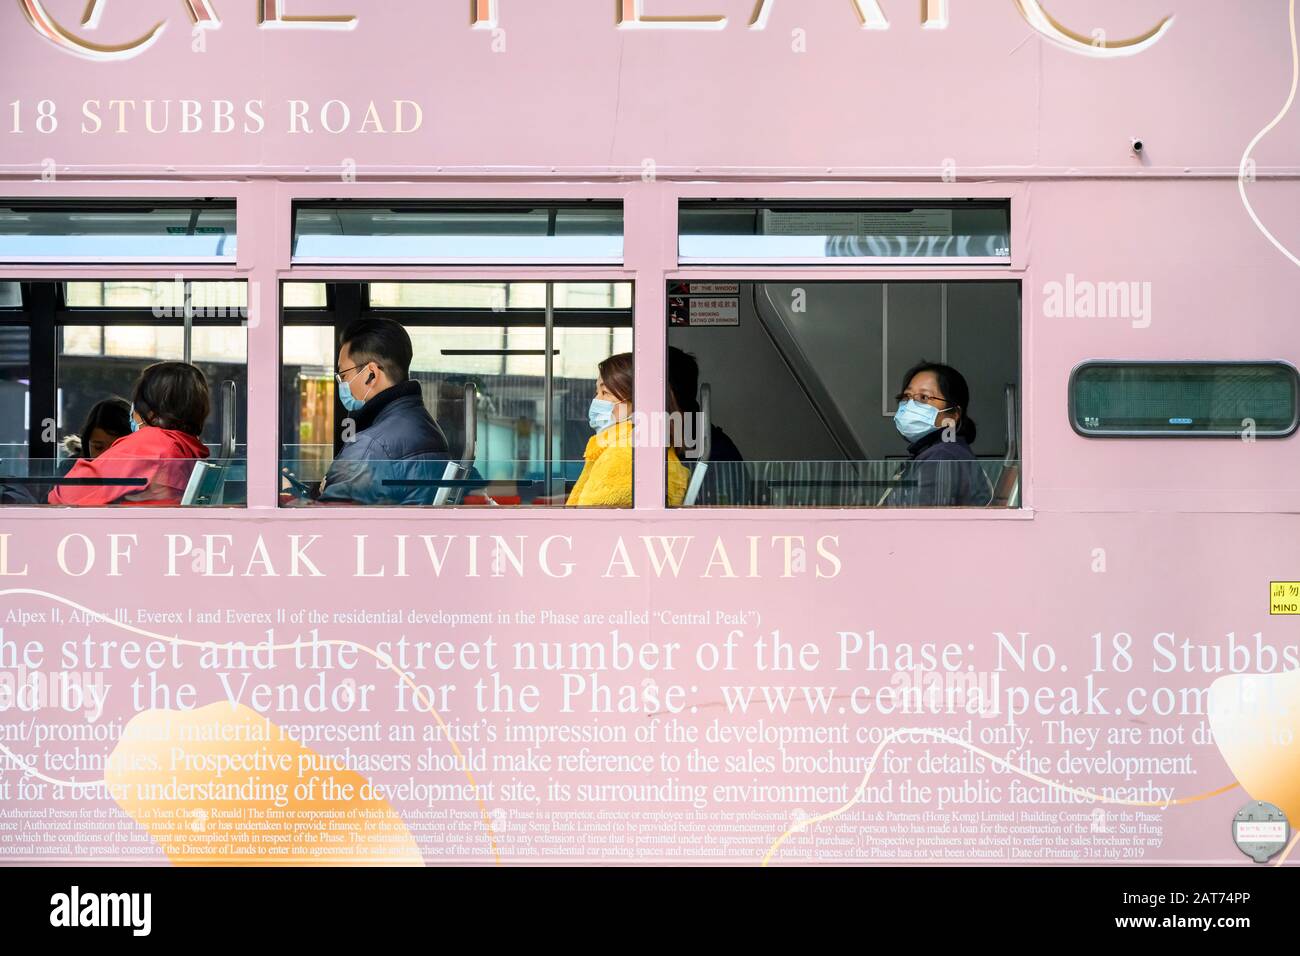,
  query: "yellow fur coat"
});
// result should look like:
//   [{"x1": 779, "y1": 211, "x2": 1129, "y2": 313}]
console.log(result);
[{"x1": 566, "y1": 419, "x2": 689, "y2": 507}]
